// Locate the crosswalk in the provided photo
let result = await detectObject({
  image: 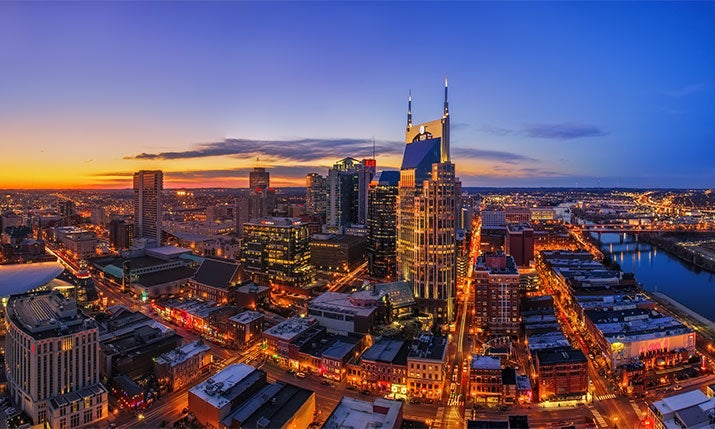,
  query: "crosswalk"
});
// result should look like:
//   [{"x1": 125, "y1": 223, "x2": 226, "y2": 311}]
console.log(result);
[
  {"x1": 596, "y1": 393, "x2": 617, "y2": 400},
  {"x1": 588, "y1": 404, "x2": 609, "y2": 428}
]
